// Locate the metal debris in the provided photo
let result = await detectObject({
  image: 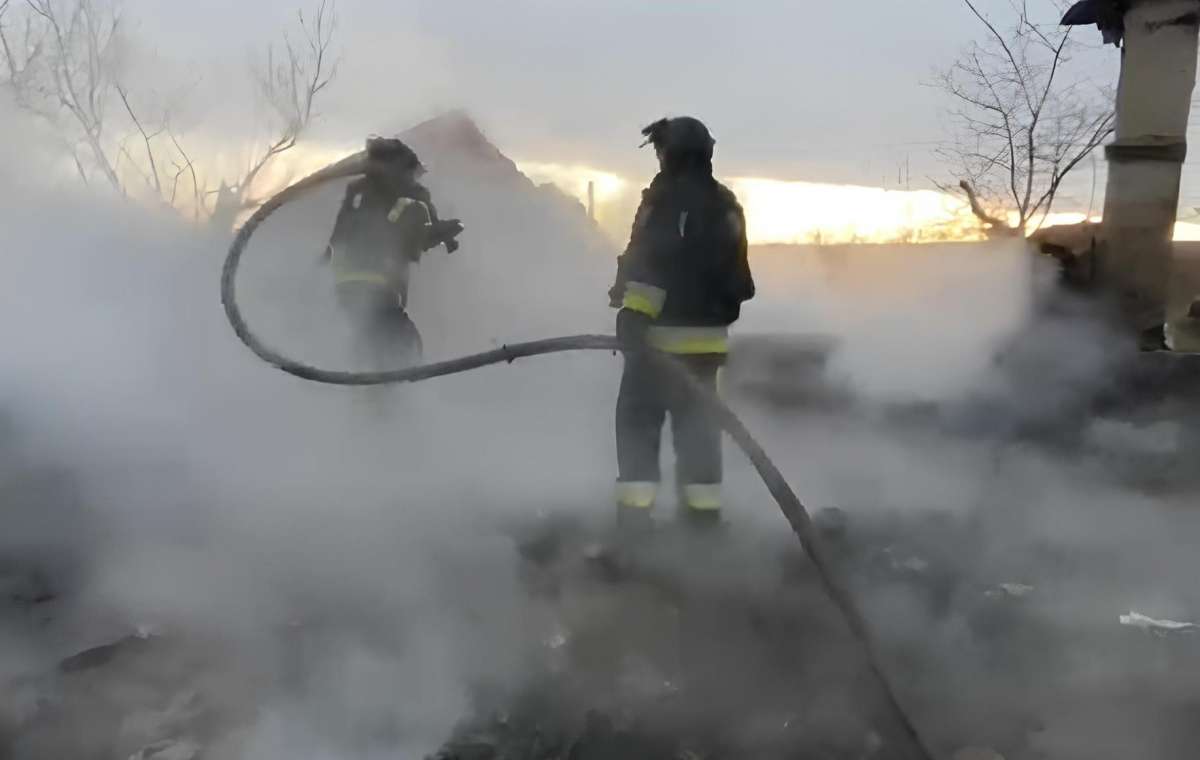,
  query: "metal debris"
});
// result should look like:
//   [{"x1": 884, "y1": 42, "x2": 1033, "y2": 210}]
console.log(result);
[
  {"x1": 953, "y1": 748, "x2": 1006, "y2": 760},
  {"x1": 1119, "y1": 611, "x2": 1199, "y2": 634},
  {"x1": 127, "y1": 739, "x2": 202, "y2": 760},
  {"x1": 985, "y1": 583, "x2": 1035, "y2": 599}
]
